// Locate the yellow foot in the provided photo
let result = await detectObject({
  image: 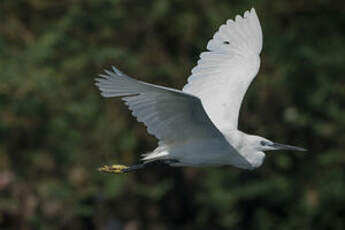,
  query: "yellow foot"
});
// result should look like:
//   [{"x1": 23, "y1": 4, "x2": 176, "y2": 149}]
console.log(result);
[{"x1": 98, "y1": 164, "x2": 129, "y2": 174}]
